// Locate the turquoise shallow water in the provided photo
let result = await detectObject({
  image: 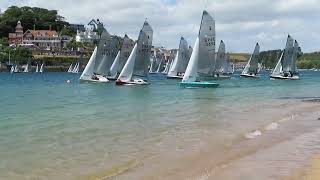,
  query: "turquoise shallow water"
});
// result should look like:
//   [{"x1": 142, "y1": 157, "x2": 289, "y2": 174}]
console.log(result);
[{"x1": 0, "y1": 71, "x2": 320, "y2": 179}]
